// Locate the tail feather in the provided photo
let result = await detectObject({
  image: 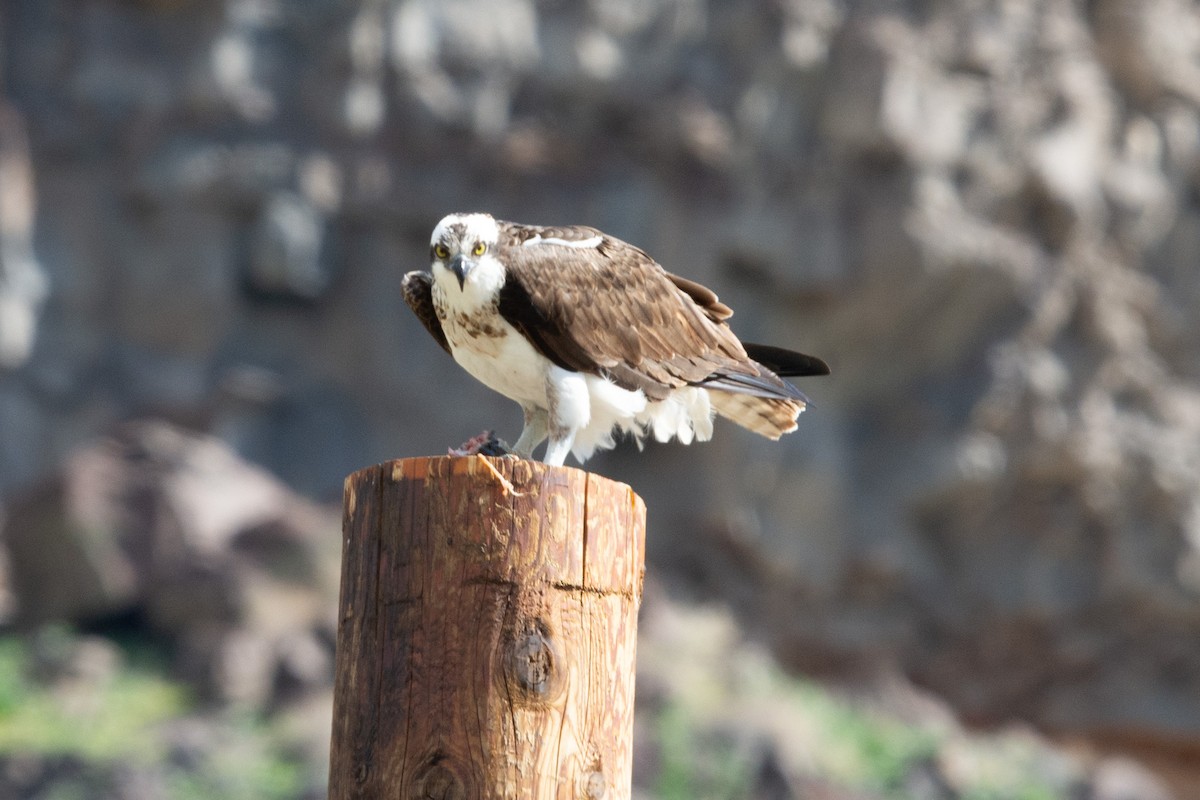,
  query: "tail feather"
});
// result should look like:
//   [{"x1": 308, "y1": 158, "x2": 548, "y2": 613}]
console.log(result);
[
  {"x1": 702, "y1": 370, "x2": 811, "y2": 404},
  {"x1": 742, "y1": 343, "x2": 830, "y2": 377},
  {"x1": 708, "y1": 390, "x2": 805, "y2": 440}
]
